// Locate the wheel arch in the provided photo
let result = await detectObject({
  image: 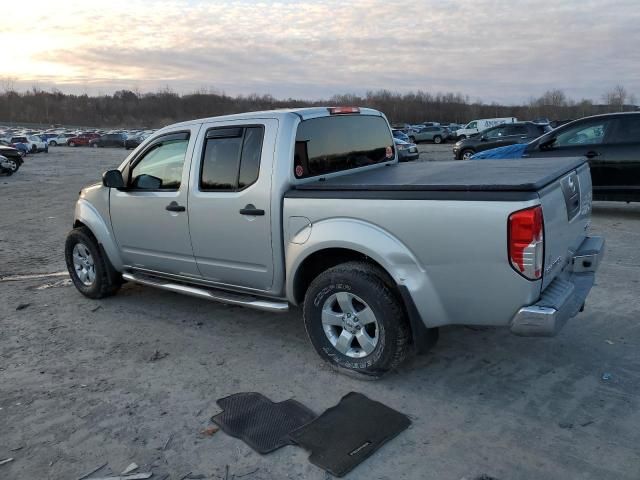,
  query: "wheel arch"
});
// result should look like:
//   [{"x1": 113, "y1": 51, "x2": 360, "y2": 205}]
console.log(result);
[
  {"x1": 286, "y1": 219, "x2": 443, "y2": 351},
  {"x1": 73, "y1": 198, "x2": 124, "y2": 270}
]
